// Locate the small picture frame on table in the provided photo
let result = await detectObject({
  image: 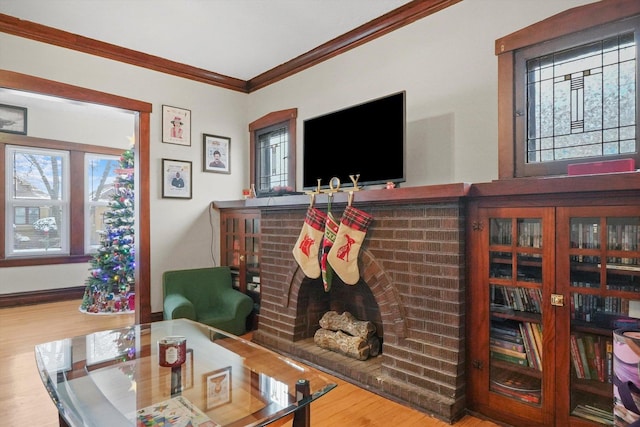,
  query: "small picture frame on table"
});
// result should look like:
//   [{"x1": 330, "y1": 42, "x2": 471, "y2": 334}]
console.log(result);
[
  {"x1": 0, "y1": 103, "x2": 27, "y2": 135},
  {"x1": 162, "y1": 105, "x2": 191, "y2": 146},
  {"x1": 162, "y1": 158, "x2": 192, "y2": 199},
  {"x1": 203, "y1": 134, "x2": 230, "y2": 174},
  {"x1": 204, "y1": 366, "x2": 232, "y2": 409}
]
